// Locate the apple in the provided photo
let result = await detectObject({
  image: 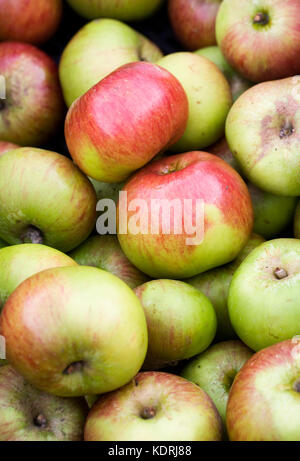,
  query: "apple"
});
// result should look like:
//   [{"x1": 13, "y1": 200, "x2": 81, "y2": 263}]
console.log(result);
[
  {"x1": 70, "y1": 235, "x2": 149, "y2": 289},
  {"x1": 187, "y1": 233, "x2": 264, "y2": 340},
  {"x1": 117, "y1": 151, "x2": 253, "y2": 279},
  {"x1": 0, "y1": 266, "x2": 148, "y2": 397},
  {"x1": 226, "y1": 77, "x2": 300, "y2": 196},
  {"x1": 228, "y1": 239, "x2": 300, "y2": 351},
  {"x1": 295, "y1": 201, "x2": 300, "y2": 238},
  {"x1": 0, "y1": 141, "x2": 19, "y2": 157},
  {"x1": 208, "y1": 137, "x2": 241, "y2": 172},
  {"x1": 66, "y1": 0, "x2": 164, "y2": 21},
  {"x1": 0, "y1": 244, "x2": 77, "y2": 312},
  {"x1": 216, "y1": 0, "x2": 300, "y2": 82},
  {"x1": 59, "y1": 18, "x2": 163, "y2": 107},
  {"x1": 134, "y1": 279, "x2": 217, "y2": 369},
  {"x1": 248, "y1": 183, "x2": 298, "y2": 239},
  {"x1": 65, "y1": 61, "x2": 188, "y2": 183},
  {"x1": 0, "y1": 42, "x2": 64, "y2": 146},
  {"x1": 0, "y1": 147, "x2": 97, "y2": 252},
  {"x1": 195, "y1": 46, "x2": 251, "y2": 101},
  {"x1": 168, "y1": 0, "x2": 222, "y2": 50},
  {"x1": 157, "y1": 52, "x2": 232, "y2": 151},
  {"x1": 89, "y1": 178, "x2": 124, "y2": 205},
  {"x1": 0, "y1": 365, "x2": 87, "y2": 441},
  {"x1": 181, "y1": 340, "x2": 253, "y2": 423},
  {"x1": 84, "y1": 371, "x2": 222, "y2": 441},
  {"x1": 227, "y1": 339, "x2": 300, "y2": 441},
  {"x1": 0, "y1": 0, "x2": 62, "y2": 44}
]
